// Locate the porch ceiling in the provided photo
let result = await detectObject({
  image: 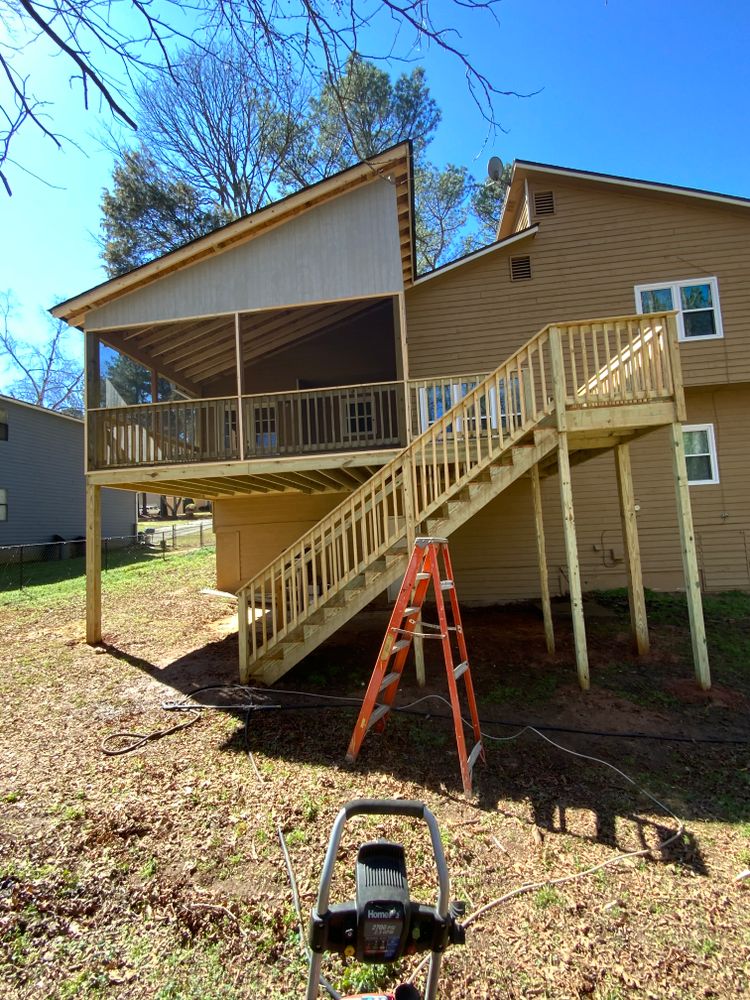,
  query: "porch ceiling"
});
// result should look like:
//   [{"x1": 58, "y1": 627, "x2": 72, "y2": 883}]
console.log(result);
[{"x1": 99, "y1": 297, "x2": 390, "y2": 390}]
